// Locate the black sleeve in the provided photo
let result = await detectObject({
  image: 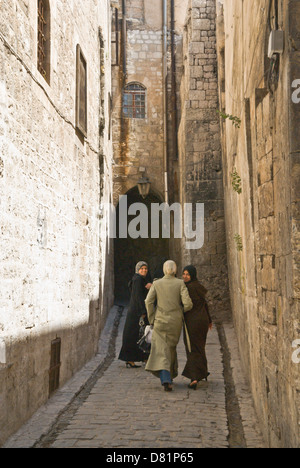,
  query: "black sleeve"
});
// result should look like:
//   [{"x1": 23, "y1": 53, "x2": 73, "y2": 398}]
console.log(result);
[{"x1": 131, "y1": 276, "x2": 147, "y2": 317}]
